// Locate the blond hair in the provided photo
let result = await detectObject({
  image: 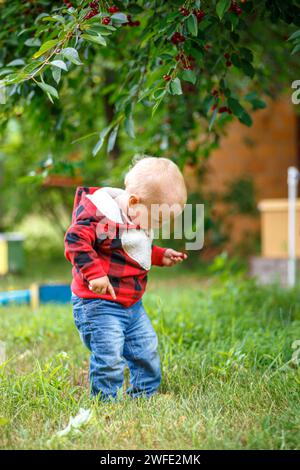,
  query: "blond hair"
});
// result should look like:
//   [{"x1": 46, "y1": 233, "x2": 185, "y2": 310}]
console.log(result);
[{"x1": 124, "y1": 156, "x2": 187, "y2": 208}]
